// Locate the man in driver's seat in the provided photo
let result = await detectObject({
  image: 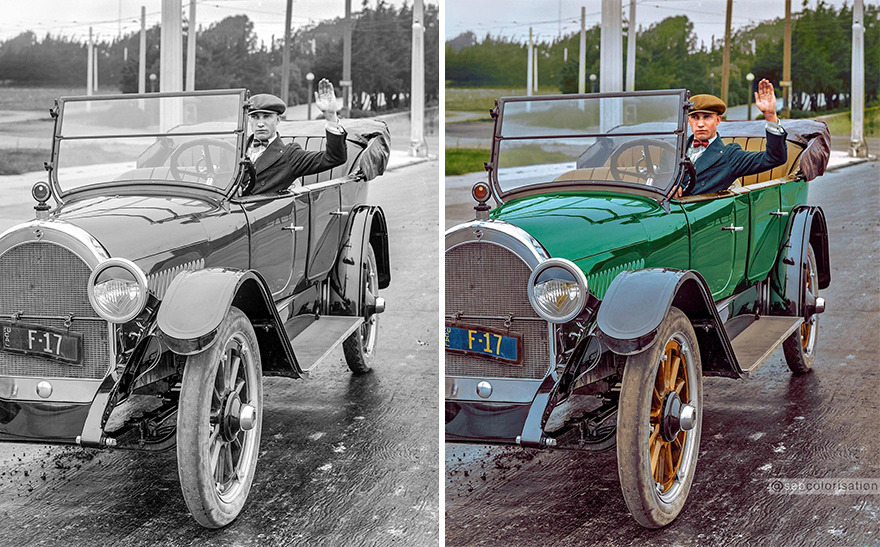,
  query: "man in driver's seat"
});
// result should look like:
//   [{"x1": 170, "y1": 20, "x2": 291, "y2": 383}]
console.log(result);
[
  {"x1": 246, "y1": 78, "x2": 346, "y2": 194},
  {"x1": 675, "y1": 78, "x2": 787, "y2": 198}
]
